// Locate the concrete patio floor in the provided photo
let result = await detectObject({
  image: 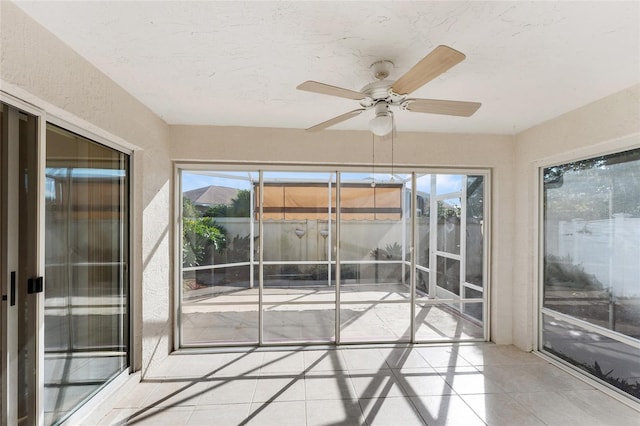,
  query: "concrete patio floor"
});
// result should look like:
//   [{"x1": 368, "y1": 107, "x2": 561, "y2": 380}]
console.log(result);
[{"x1": 181, "y1": 284, "x2": 484, "y2": 345}]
